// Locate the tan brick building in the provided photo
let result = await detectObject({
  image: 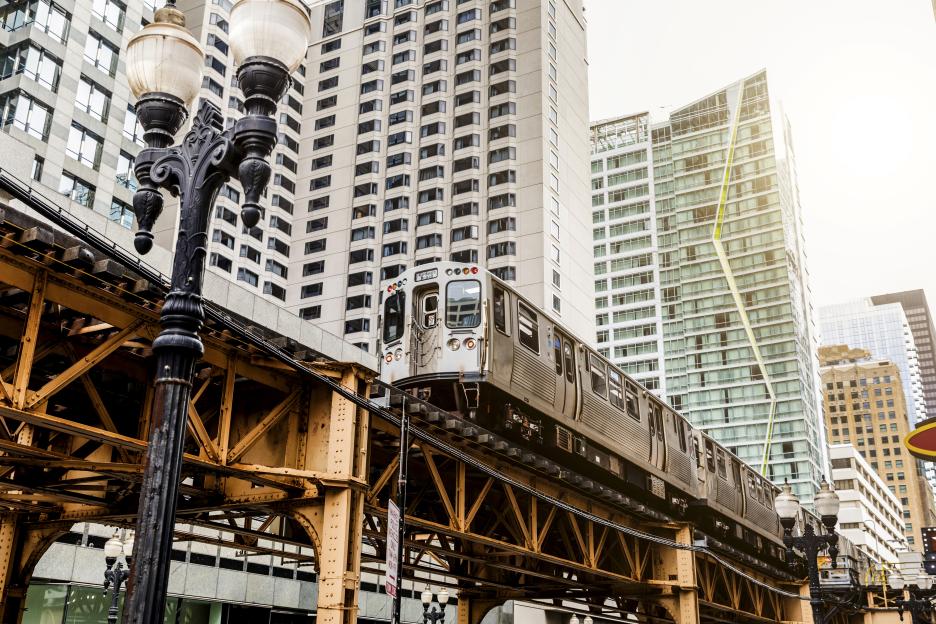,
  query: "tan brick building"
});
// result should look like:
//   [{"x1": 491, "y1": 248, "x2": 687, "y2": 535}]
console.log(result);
[{"x1": 820, "y1": 345, "x2": 936, "y2": 550}]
